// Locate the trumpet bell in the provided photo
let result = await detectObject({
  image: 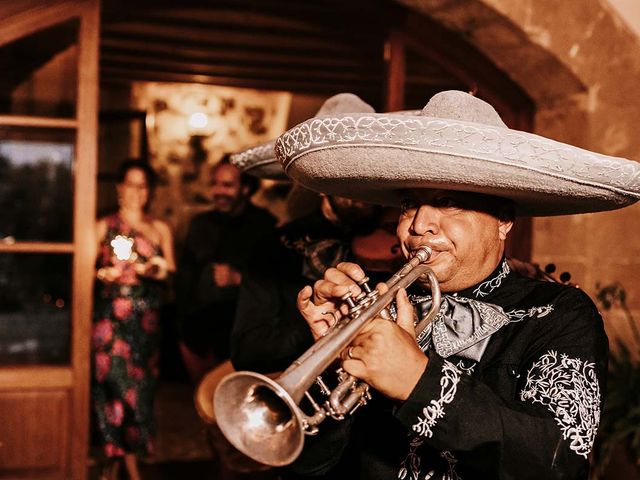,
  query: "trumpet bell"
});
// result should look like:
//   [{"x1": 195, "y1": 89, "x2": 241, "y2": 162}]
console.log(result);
[{"x1": 214, "y1": 371, "x2": 305, "y2": 467}]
